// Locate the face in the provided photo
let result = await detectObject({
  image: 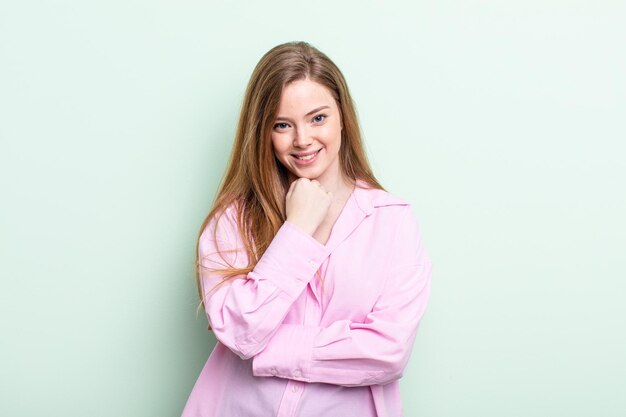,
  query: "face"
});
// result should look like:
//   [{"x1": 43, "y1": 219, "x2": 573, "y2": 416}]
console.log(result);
[{"x1": 271, "y1": 78, "x2": 343, "y2": 186}]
